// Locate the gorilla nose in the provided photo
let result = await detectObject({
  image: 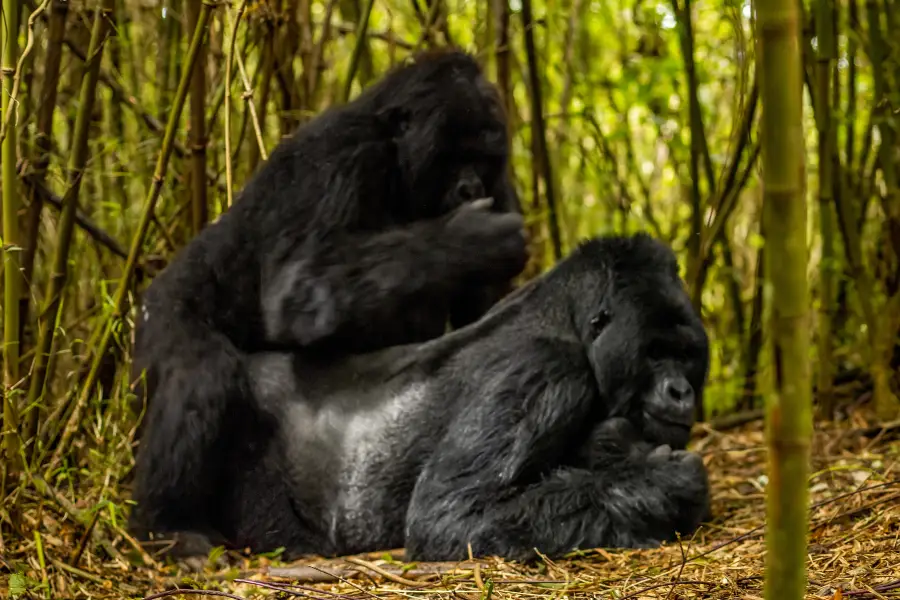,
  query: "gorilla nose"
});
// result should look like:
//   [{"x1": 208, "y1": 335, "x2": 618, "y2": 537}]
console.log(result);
[
  {"x1": 663, "y1": 376, "x2": 694, "y2": 403},
  {"x1": 456, "y1": 178, "x2": 485, "y2": 201}
]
